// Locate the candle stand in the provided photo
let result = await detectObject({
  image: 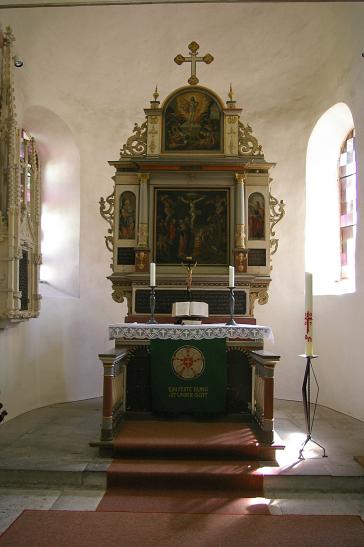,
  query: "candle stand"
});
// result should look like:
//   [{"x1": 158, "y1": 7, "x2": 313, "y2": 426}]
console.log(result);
[
  {"x1": 147, "y1": 286, "x2": 158, "y2": 324},
  {"x1": 298, "y1": 354, "x2": 327, "y2": 460},
  {"x1": 226, "y1": 287, "x2": 237, "y2": 326}
]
